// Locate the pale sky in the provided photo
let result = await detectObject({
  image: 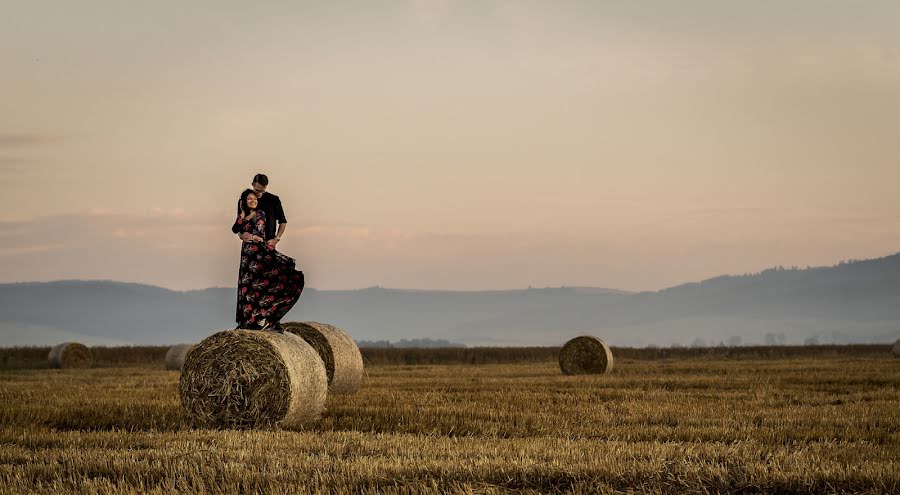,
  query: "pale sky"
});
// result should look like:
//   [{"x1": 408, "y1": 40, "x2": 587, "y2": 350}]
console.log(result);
[{"x1": 1, "y1": 1, "x2": 899, "y2": 291}]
